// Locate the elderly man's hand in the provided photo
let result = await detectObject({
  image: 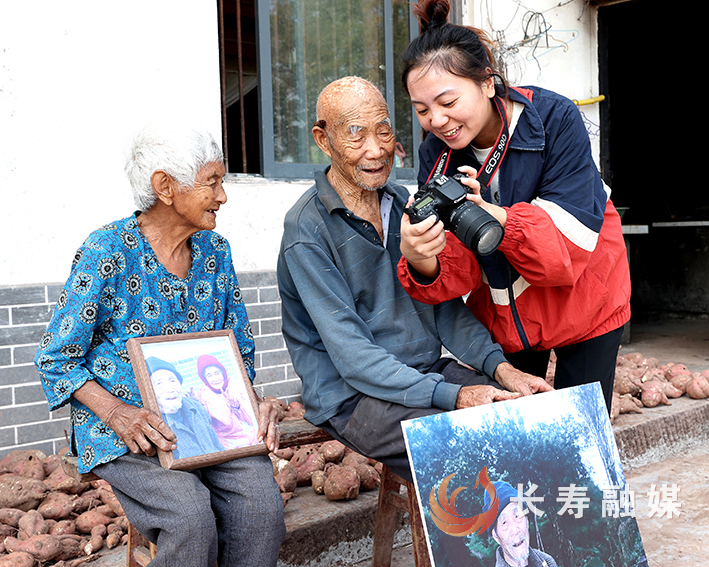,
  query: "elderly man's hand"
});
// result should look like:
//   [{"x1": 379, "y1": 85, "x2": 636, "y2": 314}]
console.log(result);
[
  {"x1": 493, "y1": 362, "x2": 554, "y2": 396},
  {"x1": 104, "y1": 401, "x2": 177, "y2": 457},
  {"x1": 257, "y1": 399, "x2": 281, "y2": 453},
  {"x1": 455, "y1": 385, "x2": 520, "y2": 409}
]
